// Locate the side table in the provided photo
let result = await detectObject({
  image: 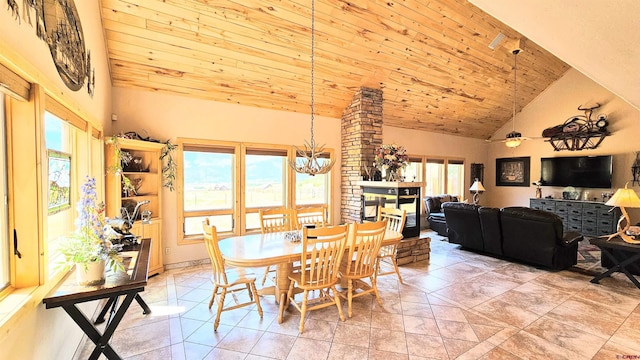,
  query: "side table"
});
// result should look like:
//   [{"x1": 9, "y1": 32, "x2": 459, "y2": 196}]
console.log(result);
[
  {"x1": 43, "y1": 239, "x2": 151, "y2": 360},
  {"x1": 589, "y1": 236, "x2": 640, "y2": 289}
]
